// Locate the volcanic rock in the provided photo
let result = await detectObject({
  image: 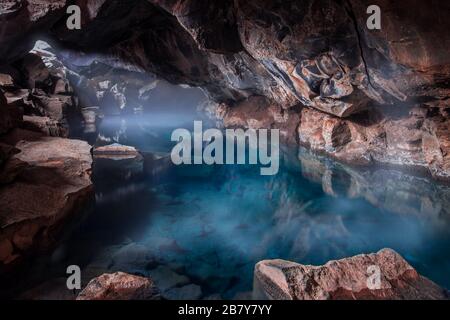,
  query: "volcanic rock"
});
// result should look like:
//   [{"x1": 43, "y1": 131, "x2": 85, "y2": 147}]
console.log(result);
[
  {"x1": 0, "y1": 131, "x2": 93, "y2": 266},
  {"x1": 253, "y1": 248, "x2": 448, "y2": 300},
  {"x1": 0, "y1": 74, "x2": 14, "y2": 88},
  {"x1": 77, "y1": 272, "x2": 159, "y2": 300},
  {"x1": 93, "y1": 143, "x2": 140, "y2": 160},
  {"x1": 147, "y1": 266, "x2": 190, "y2": 293},
  {"x1": 297, "y1": 106, "x2": 450, "y2": 180},
  {"x1": 22, "y1": 115, "x2": 68, "y2": 137},
  {"x1": 163, "y1": 284, "x2": 202, "y2": 300}
]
